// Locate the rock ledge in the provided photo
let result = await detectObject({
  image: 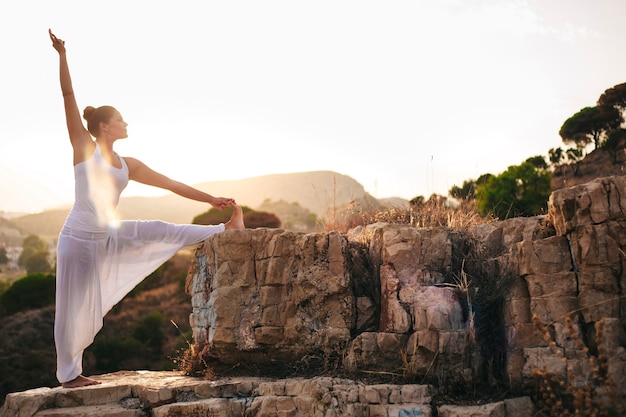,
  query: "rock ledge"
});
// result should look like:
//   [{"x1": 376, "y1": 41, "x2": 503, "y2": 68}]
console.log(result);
[{"x1": 1, "y1": 370, "x2": 535, "y2": 417}]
